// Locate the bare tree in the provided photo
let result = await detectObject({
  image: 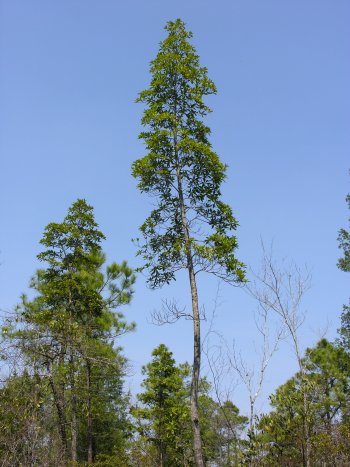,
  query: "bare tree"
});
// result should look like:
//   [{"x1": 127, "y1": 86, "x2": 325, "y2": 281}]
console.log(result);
[
  {"x1": 247, "y1": 244, "x2": 312, "y2": 467},
  {"x1": 227, "y1": 305, "x2": 285, "y2": 434},
  {"x1": 204, "y1": 303, "x2": 284, "y2": 450},
  {"x1": 201, "y1": 284, "x2": 284, "y2": 467}
]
